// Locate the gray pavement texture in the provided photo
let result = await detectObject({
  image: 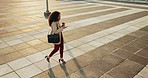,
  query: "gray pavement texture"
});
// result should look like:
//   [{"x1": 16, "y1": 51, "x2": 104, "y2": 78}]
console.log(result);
[{"x1": 0, "y1": 0, "x2": 148, "y2": 78}]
